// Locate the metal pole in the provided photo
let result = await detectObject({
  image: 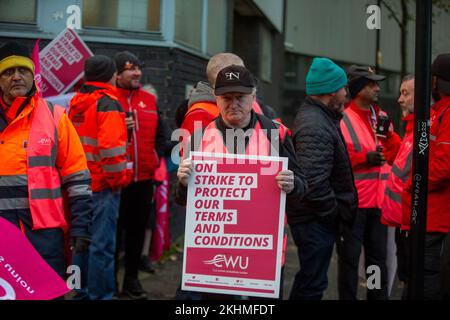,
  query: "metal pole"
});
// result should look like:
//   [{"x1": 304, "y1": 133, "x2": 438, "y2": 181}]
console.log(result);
[
  {"x1": 375, "y1": 0, "x2": 381, "y2": 72},
  {"x1": 408, "y1": 0, "x2": 432, "y2": 300}
]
